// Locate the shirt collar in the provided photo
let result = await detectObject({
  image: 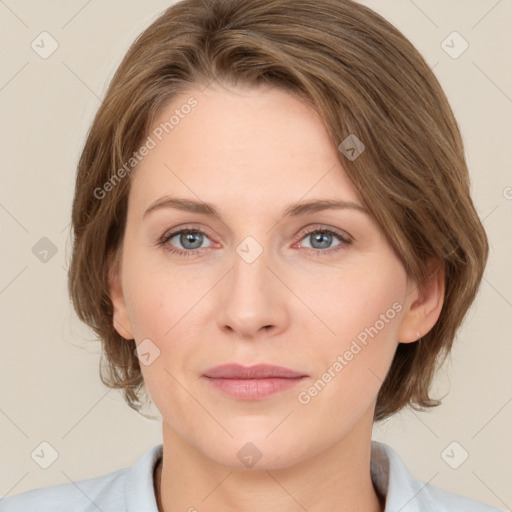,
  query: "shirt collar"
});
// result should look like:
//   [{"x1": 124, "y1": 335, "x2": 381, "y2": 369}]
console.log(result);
[
  {"x1": 125, "y1": 443, "x2": 162, "y2": 512},
  {"x1": 371, "y1": 440, "x2": 439, "y2": 511}
]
